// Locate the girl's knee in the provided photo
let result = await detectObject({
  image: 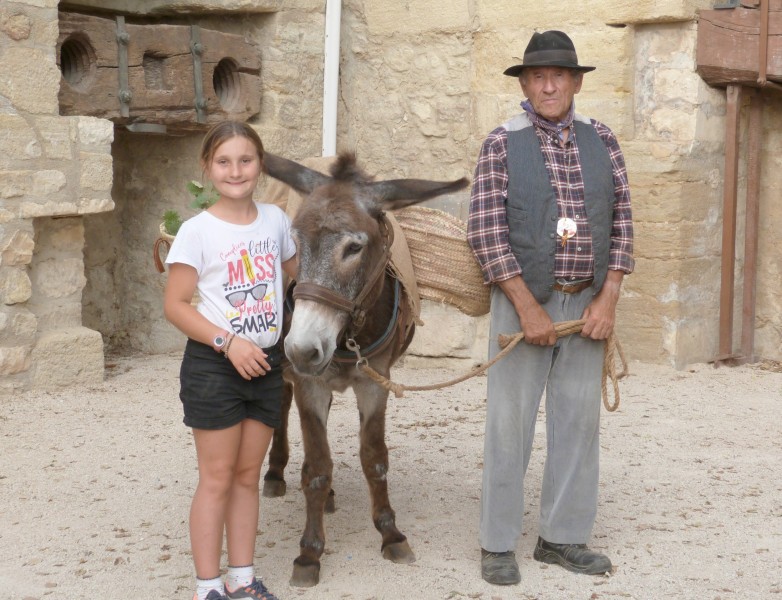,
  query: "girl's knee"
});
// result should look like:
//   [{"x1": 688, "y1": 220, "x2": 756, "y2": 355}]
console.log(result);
[
  {"x1": 199, "y1": 464, "x2": 236, "y2": 494},
  {"x1": 232, "y1": 464, "x2": 262, "y2": 490}
]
